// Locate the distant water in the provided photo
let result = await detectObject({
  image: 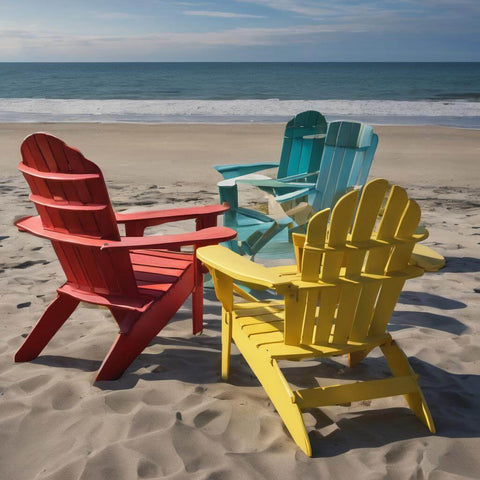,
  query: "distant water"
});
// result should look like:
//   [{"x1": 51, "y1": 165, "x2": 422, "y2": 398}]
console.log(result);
[{"x1": 1, "y1": 62, "x2": 479, "y2": 127}]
